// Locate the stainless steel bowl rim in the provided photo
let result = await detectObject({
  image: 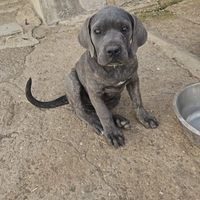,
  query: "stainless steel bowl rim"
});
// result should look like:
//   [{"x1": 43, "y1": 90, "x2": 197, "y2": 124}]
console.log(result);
[{"x1": 173, "y1": 82, "x2": 200, "y2": 136}]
